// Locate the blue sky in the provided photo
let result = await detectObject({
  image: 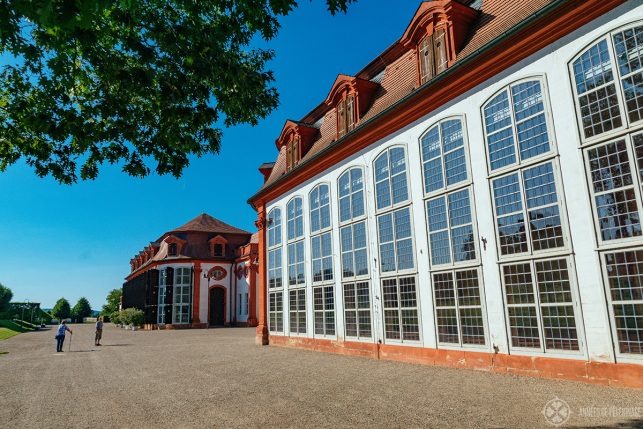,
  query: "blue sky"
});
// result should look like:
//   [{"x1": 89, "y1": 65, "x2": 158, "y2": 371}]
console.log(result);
[{"x1": 0, "y1": 1, "x2": 419, "y2": 309}]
